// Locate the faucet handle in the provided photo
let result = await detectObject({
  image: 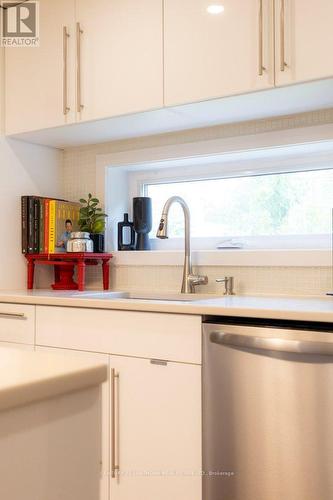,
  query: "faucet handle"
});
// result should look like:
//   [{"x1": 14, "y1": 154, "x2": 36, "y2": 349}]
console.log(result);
[
  {"x1": 189, "y1": 274, "x2": 209, "y2": 286},
  {"x1": 216, "y1": 277, "x2": 235, "y2": 295}
]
